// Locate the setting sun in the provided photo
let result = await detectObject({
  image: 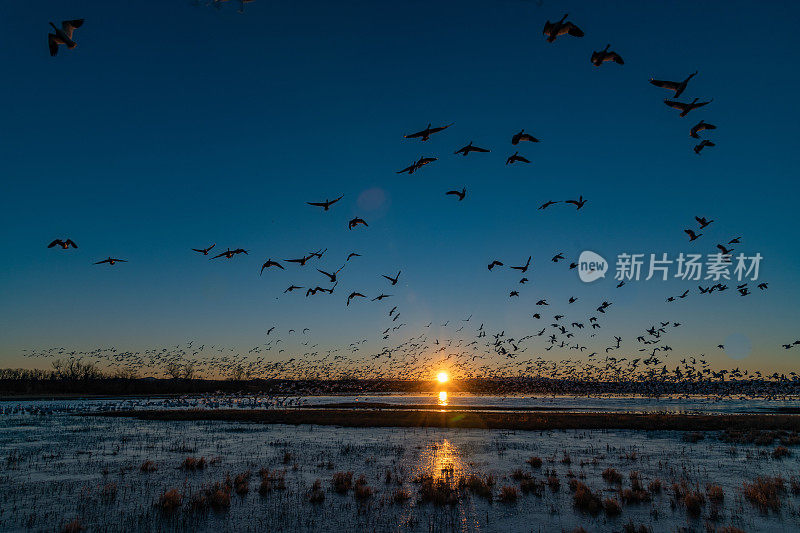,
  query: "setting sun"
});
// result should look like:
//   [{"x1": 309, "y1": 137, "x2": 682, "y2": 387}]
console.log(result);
[{"x1": 437, "y1": 371, "x2": 449, "y2": 383}]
